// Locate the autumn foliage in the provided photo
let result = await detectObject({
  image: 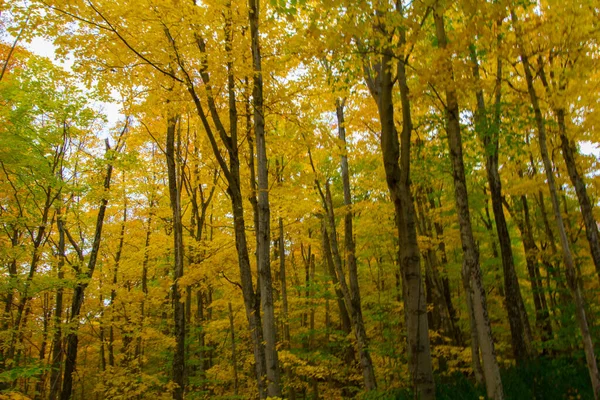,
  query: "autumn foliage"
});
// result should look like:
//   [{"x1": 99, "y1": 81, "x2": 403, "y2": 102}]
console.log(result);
[{"x1": 1, "y1": 0, "x2": 600, "y2": 399}]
